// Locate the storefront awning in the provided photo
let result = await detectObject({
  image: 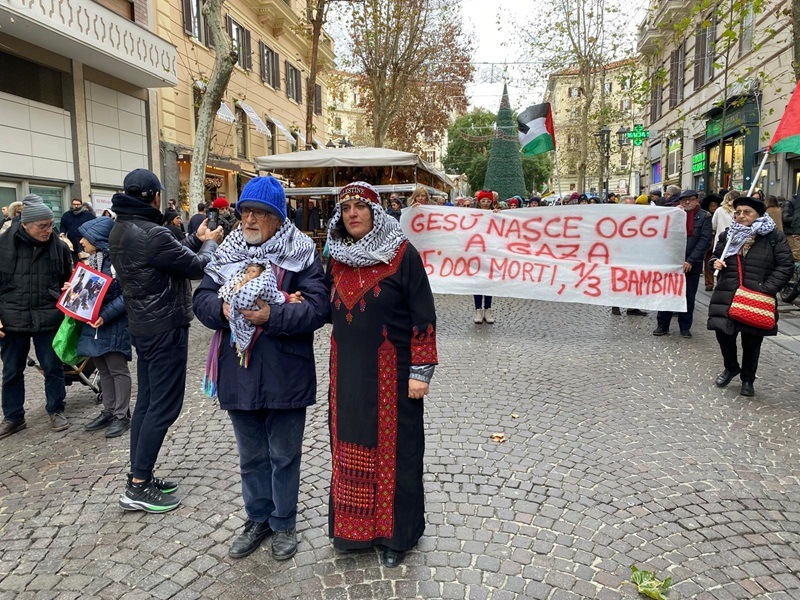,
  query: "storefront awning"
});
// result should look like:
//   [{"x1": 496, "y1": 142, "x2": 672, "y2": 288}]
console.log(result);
[
  {"x1": 237, "y1": 101, "x2": 271, "y2": 137},
  {"x1": 266, "y1": 114, "x2": 294, "y2": 144},
  {"x1": 313, "y1": 137, "x2": 325, "y2": 149},
  {"x1": 216, "y1": 102, "x2": 236, "y2": 124}
]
